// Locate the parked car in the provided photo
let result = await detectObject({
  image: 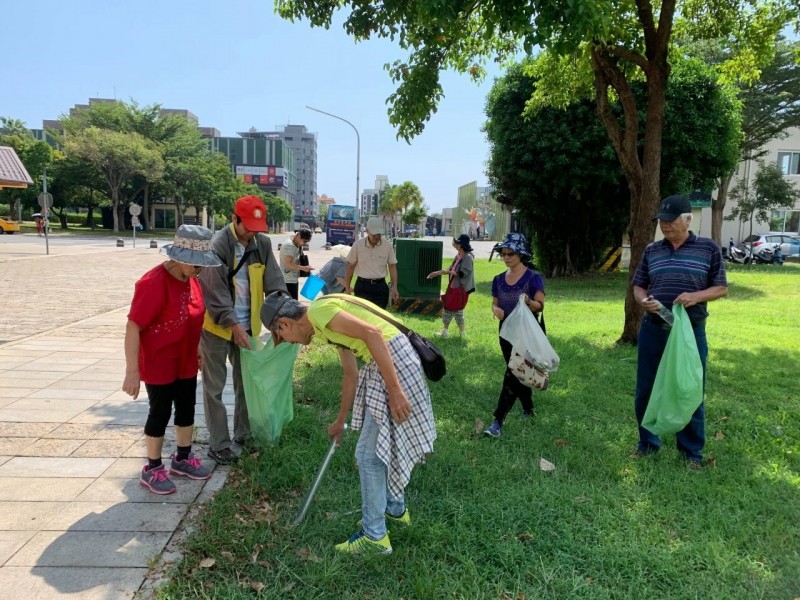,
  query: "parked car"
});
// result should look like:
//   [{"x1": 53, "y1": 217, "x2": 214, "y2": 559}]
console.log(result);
[
  {"x1": 0, "y1": 217, "x2": 20, "y2": 234},
  {"x1": 314, "y1": 226, "x2": 322, "y2": 234},
  {"x1": 743, "y1": 233, "x2": 800, "y2": 257}
]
